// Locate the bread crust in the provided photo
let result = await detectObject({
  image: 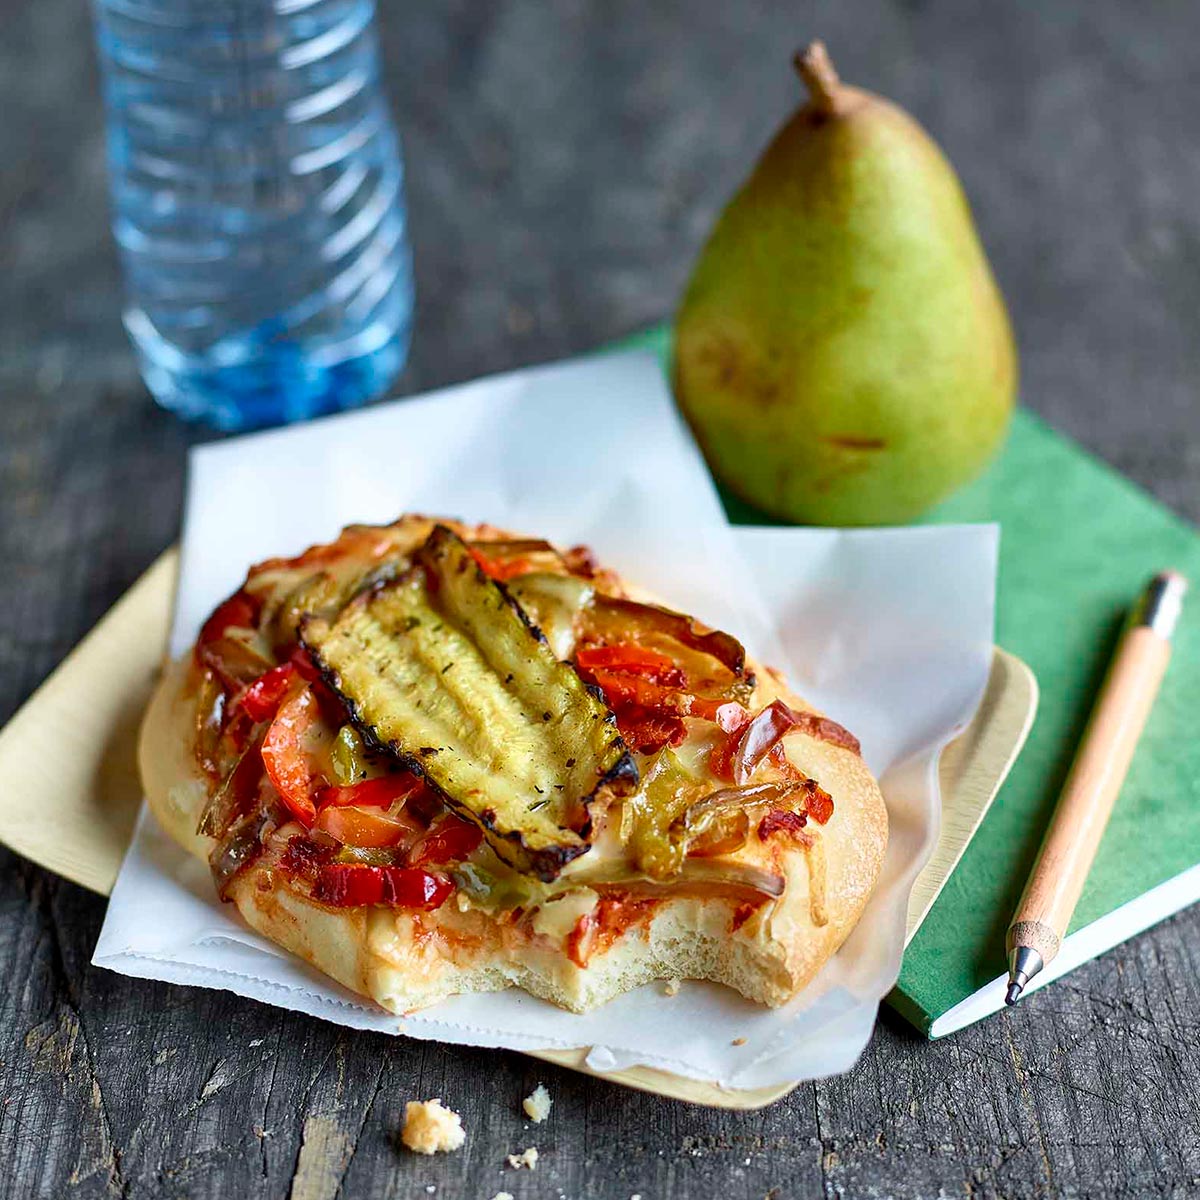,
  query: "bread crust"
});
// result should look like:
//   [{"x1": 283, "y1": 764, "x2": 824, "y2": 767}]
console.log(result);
[{"x1": 139, "y1": 517, "x2": 888, "y2": 1013}]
